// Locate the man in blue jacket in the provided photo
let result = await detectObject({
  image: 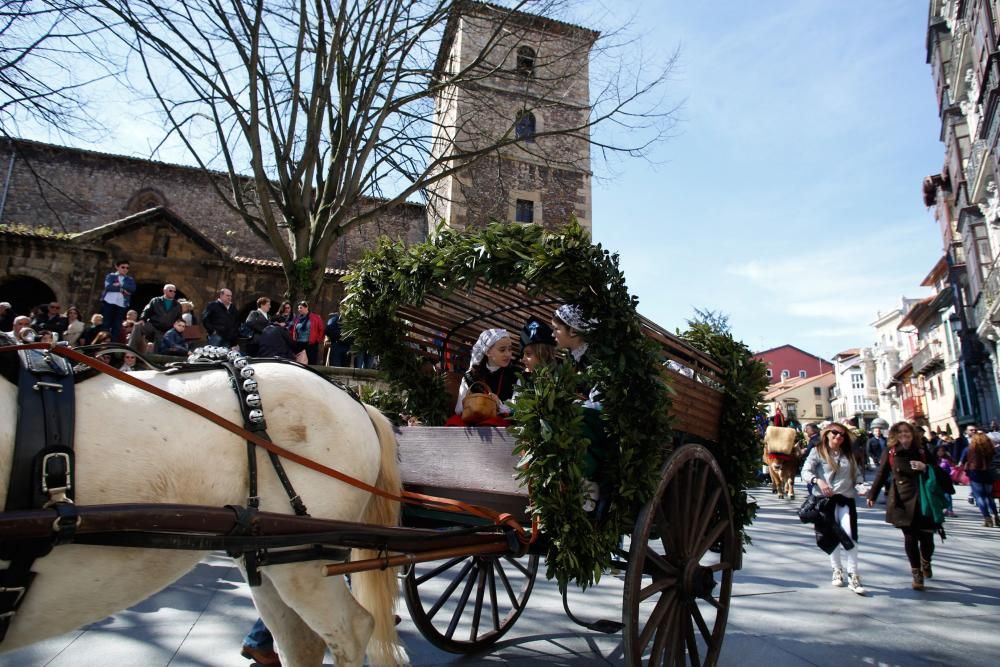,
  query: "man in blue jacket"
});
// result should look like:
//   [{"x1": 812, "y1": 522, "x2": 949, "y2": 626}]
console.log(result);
[{"x1": 100, "y1": 260, "x2": 136, "y2": 341}]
